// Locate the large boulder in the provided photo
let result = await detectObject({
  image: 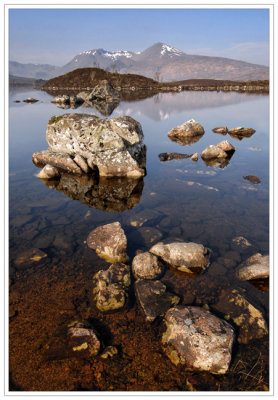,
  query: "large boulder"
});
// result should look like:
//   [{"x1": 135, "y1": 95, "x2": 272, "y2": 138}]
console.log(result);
[
  {"x1": 87, "y1": 222, "x2": 128, "y2": 262},
  {"x1": 236, "y1": 253, "x2": 269, "y2": 281},
  {"x1": 135, "y1": 280, "x2": 179, "y2": 322},
  {"x1": 162, "y1": 306, "x2": 234, "y2": 374},
  {"x1": 149, "y1": 242, "x2": 210, "y2": 273},
  {"x1": 41, "y1": 113, "x2": 146, "y2": 178},
  {"x1": 168, "y1": 119, "x2": 204, "y2": 142},
  {"x1": 92, "y1": 263, "x2": 131, "y2": 312},
  {"x1": 132, "y1": 252, "x2": 164, "y2": 280}
]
